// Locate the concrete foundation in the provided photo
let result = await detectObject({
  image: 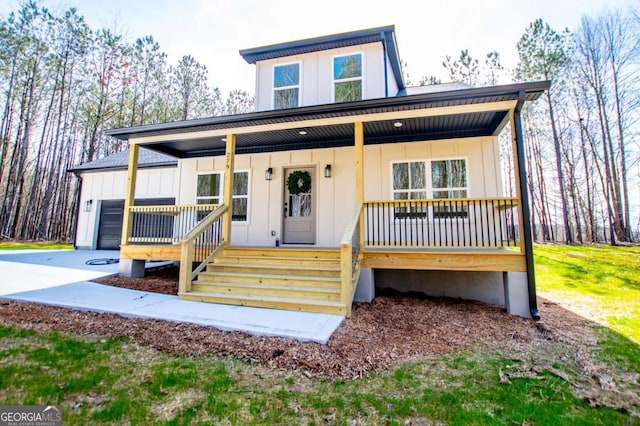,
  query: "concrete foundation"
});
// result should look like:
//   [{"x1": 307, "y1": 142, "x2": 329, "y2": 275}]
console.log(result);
[
  {"x1": 374, "y1": 269, "x2": 531, "y2": 318},
  {"x1": 118, "y1": 259, "x2": 146, "y2": 278},
  {"x1": 354, "y1": 268, "x2": 375, "y2": 303},
  {"x1": 503, "y1": 272, "x2": 530, "y2": 318}
]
